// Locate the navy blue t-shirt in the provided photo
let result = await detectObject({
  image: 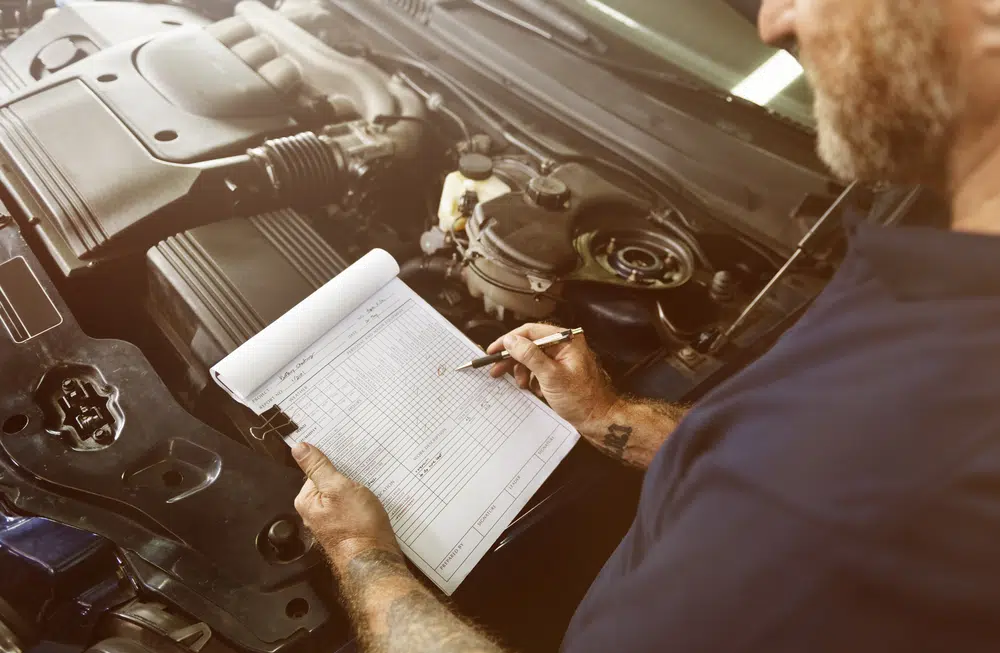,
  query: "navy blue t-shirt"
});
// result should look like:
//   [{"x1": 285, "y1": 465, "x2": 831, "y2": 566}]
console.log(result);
[{"x1": 562, "y1": 221, "x2": 1000, "y2": 652}]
